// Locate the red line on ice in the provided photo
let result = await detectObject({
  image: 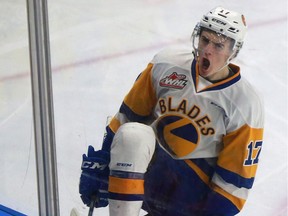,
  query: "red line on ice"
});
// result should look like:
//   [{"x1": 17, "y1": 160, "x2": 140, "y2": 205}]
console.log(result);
[{"x1": 0, "y1": 16, "x2": 286, "y2": 83}]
